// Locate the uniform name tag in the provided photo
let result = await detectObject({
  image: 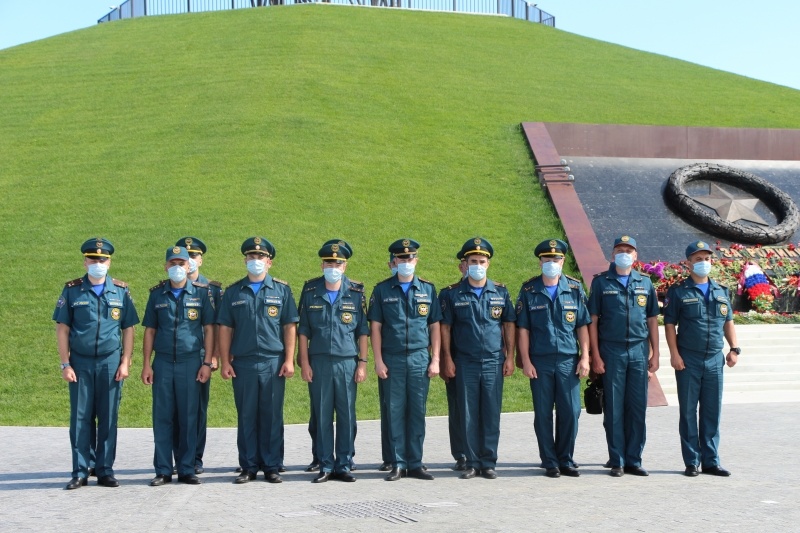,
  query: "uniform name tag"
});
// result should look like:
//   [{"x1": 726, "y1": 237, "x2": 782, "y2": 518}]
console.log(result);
[
  {"x1": 341, "y1": 304, "x2": 356, "y2": 311},
  {"x1": 73, "y1": 301, "x2": 89, "y2": 306},
  {"x1": 184, "y1": 302, "x2": 201, "y2": 307},
  {"x1": 454, "y1": 301, "x2": 470, "y2": 307},
  {"x1": 265, "y1": 298, "x2": 281, "y2": 305},
  {"x1": 383, "y1": 297, "x2": 399, "y2": 303},
  {"x1": 107, "y1": 299, "x2": 123, "y2": 306},
  {"x1": 414, "y1": 293, "x2": 428, "y2": 298},
  {"x1": 309, "y1": 305, "x2": 324, "y2": 310},
  {"x1": 489, "y1": 298, "x2": 505, "y2": 304},
  {"x1": 415, "y1": 298, "x2": 432, "y2": 304},
  {"x1": 603, "y1": 290, "x2": 619, "y2": 295},
  {"x1": 563, "y1": 305, "x2": 577, "y2": 310},
  {"x1": 531, "y1": 305, "x2": 547, "y2": 310},
  {"x1": 682, "y1": 298, "x2": 699, "y2": 303},
  {"x1": 634, "y1": 288, "x2": 648, "y2": 294},
  {"x1": 231, "y1": 300, "x2": 247, "y2": 306},
  {"x1": 155, "y1": 303, "x2": 169, "y2": 309}
]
